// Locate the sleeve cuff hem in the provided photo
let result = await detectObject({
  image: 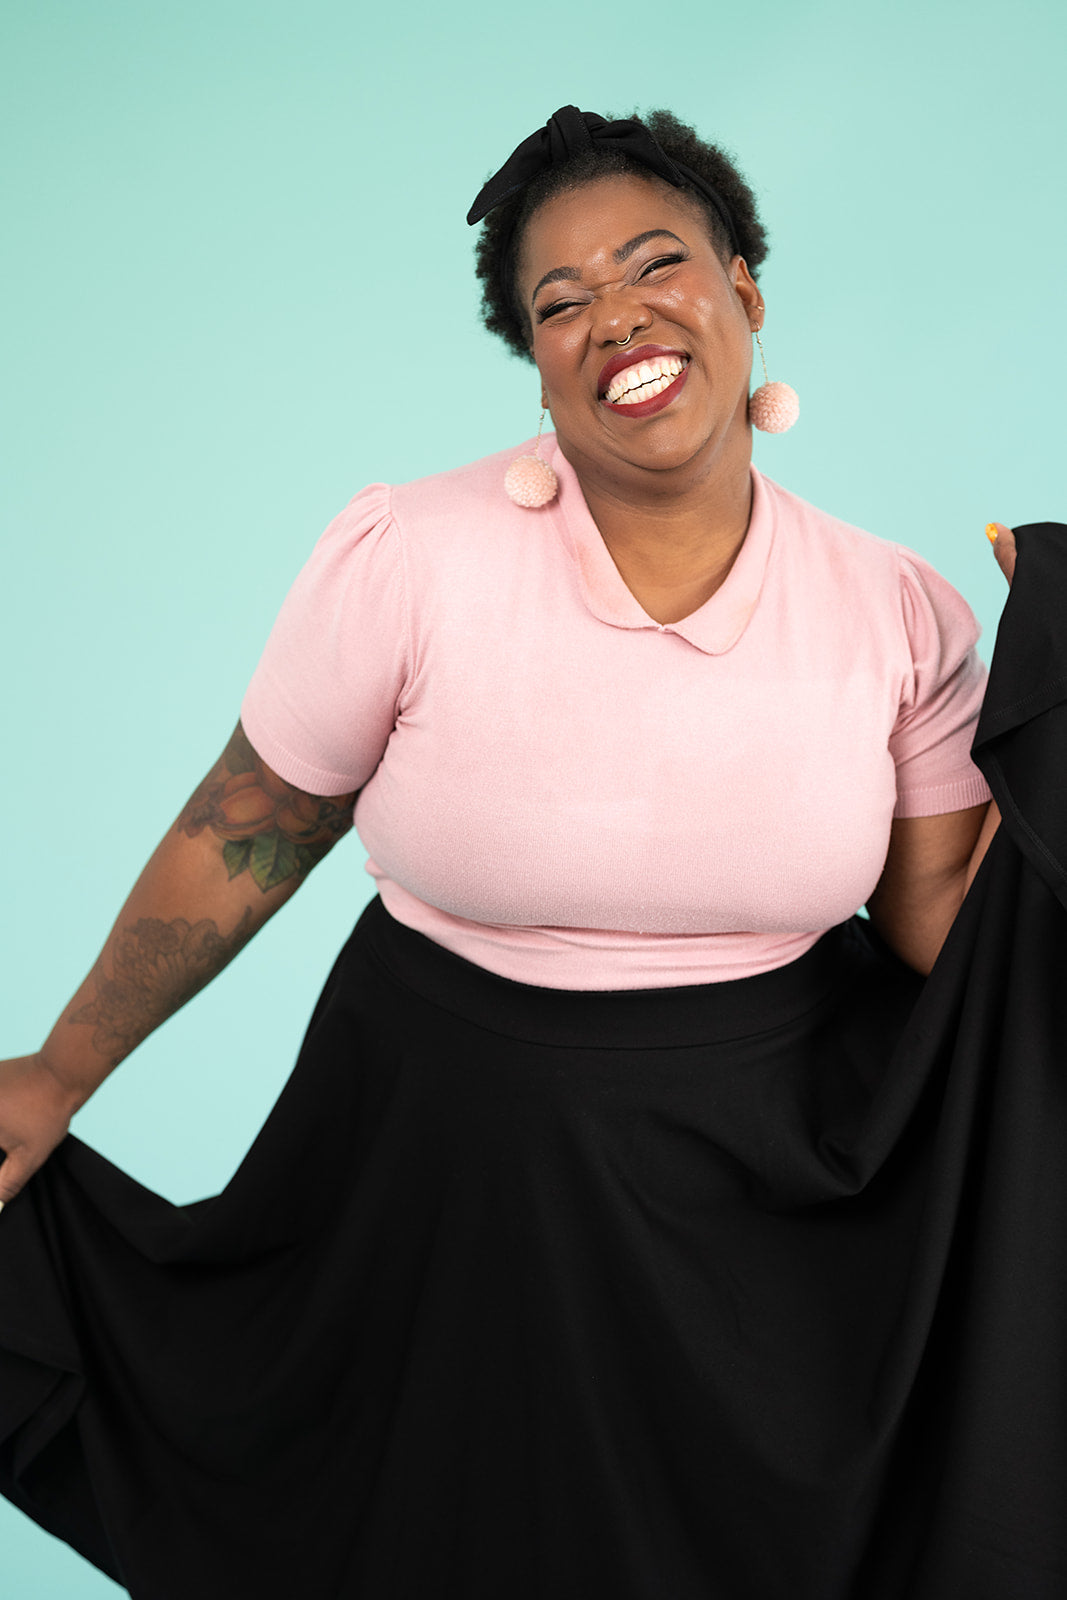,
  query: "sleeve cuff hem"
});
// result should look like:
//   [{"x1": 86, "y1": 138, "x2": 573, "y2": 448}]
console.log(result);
[
  {"x1": 240, "y1": 700, "x2": 362, "y2": 796},
  {"x1": 893, "y1": 773, "x2": 992, "y2": 819}
]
